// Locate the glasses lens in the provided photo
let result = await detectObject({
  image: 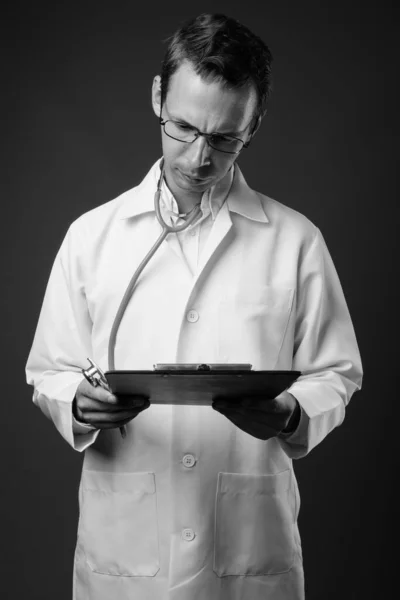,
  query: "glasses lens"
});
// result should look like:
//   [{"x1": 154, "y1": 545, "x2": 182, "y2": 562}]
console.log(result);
[
  {"x1": 164, "y1": 121, "x2": 197, "y2": 142},
  {"x1": 208, "y1": 135, "x2": 243, "y2": 154}
]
